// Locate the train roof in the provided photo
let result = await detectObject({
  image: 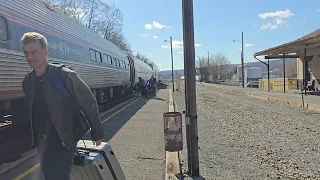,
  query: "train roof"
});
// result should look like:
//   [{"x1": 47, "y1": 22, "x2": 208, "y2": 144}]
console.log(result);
[
  {"x1": 131, "y1": 56, "x2": 153, "y2": 70},
  {"x1": 0, "y1": 0, "x2": 124, "y2": 56}
]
